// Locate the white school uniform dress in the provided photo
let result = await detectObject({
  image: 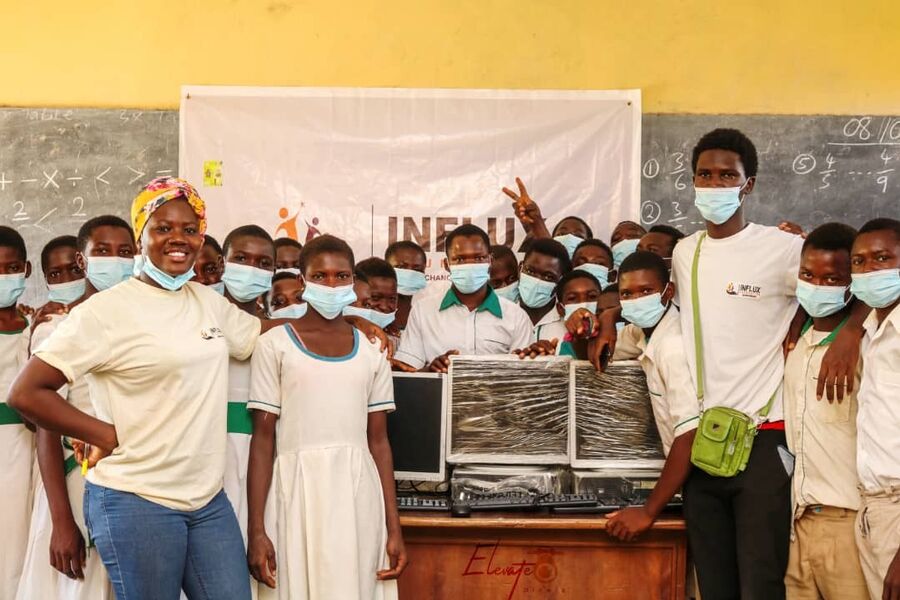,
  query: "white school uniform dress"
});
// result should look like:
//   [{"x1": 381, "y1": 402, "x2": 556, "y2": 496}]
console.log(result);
[
  {"x1": 17, "y1": 313, "x2": 113, "y2": 600},
  {"x1": 394, "y1": 286, "x2": 532, "y2": 369},
  {"x1": 621, "y1": 308, "x2": 700, "y2": 454},
  {"x1": 248, "y1": 324, "x2": 398, "y2": 600},
  {"x1": 0, "y1": 320, "x2": 32, "y2": 599},
  {"x1": 224, "y1": 357, "x2": 252, "y2": 541},
  {"x1": 671, "y1": 224, "x2": 803, "y2": 420}
]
